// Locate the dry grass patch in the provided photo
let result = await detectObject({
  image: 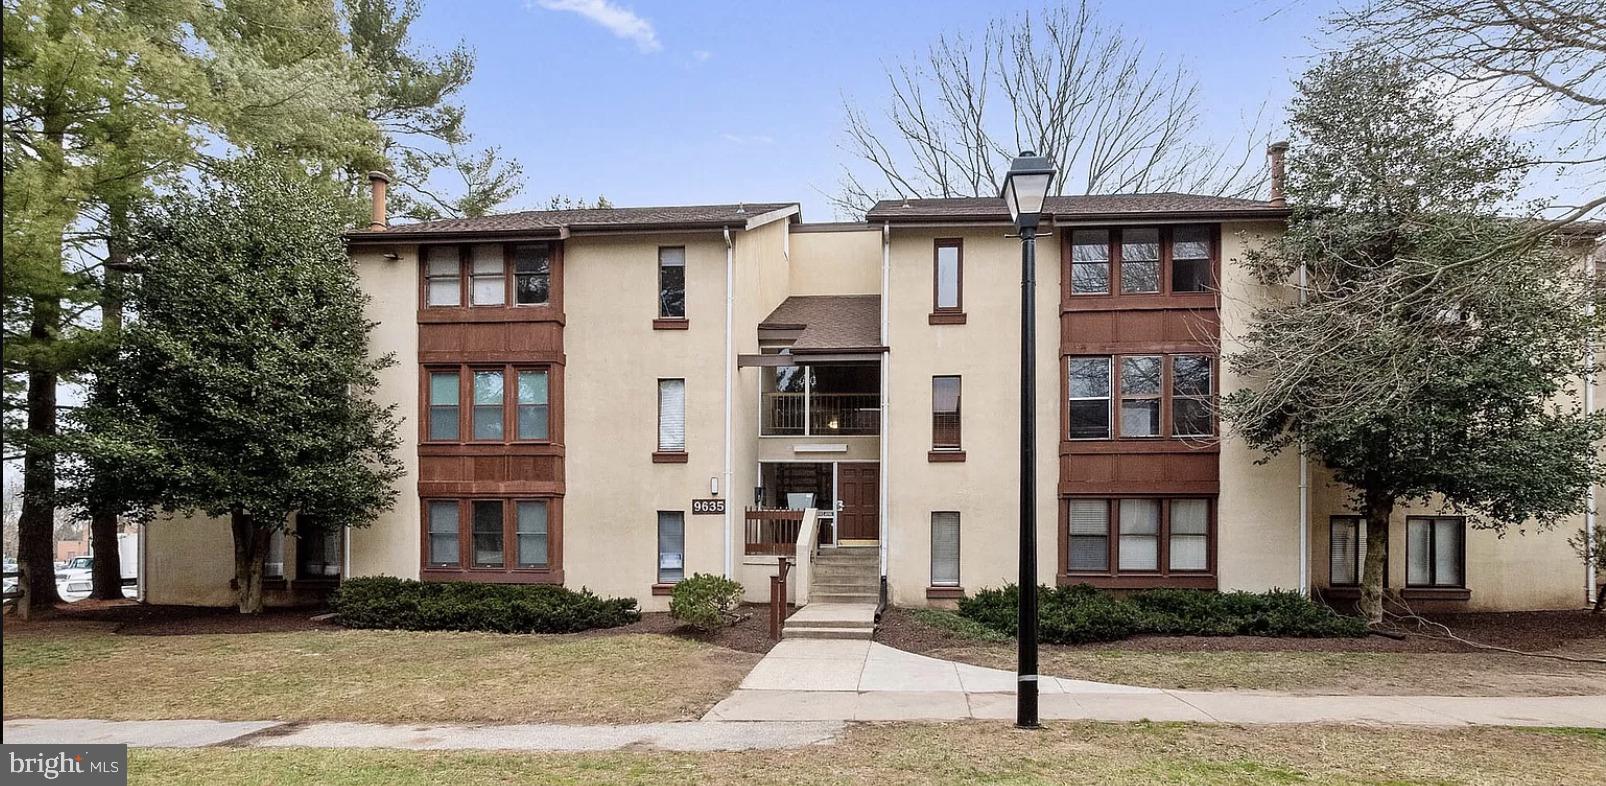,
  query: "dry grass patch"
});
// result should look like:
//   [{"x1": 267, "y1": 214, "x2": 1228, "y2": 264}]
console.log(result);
[
  {"x1": 128, "y1": 722, "x2": 1606, "y2": 785},
  {"x1": 3, "y1": 623, "x2": 759, "y2": 723}
]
